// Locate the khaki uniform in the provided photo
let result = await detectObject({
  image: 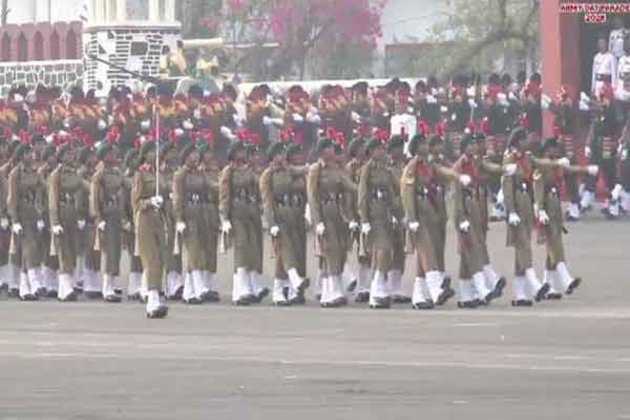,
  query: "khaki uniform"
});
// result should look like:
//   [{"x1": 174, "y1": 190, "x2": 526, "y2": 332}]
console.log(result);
[
  {"x1": 251, "y1": 165, "x2": 265, "y2": 274},
  {"x1": 502, "y1": 152, "x2": 556, "y2": 275},
  {"x1": 432, "y1": 155, "x2": 451, "y2": 273},
  {"x1": 307, "y1": 159, "x2": 356, "y2": 275},
  {"x1": 389, "y1": 157, "x2": 407, "y2": 273},
  {"x1": 162, "y1": 170, "x2": 181, "y2": 275},
  {"x1": 289, "y1": 165, "x2": 308, "y2": 277},
  {"x1": 49, "y1": 165, "x2": 89, "y2": 275},
  {"x1": 260, "y1": 164, "x2": 306, "y2": 278},
  {"x1": 90, "y1": 165, "x2": 126, "y2": 276},
  {"x1": 346, "y1": 159, "x2": 367, "y2": 259},
  {"x1": 131, "y1": 166, "x2": 168, "y2": 290},
  {"x1": 219, "y1": 163, "x2": 261, "y2": 272},
  {"x1": 76, "y1": 164, "x2": 100, "y2": 273},
  {"x1": 37, "y1": 162, "x2": 57, "y2": 270},
  {"x1": 200, "y1": 162, "x2": 220, "y2": 274},
  {"x1": 173, "y1": 166, "x2": 210, "y2": 272},
  {"x1": 0, "y1": 160, "x2": 15, "y2": 268},
  {"x1": 7, "y1": 163, "x2": 46, "y2": 270},
  {"x1": 357, "y1": 157, "x2": 399, "y2": 272}
]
